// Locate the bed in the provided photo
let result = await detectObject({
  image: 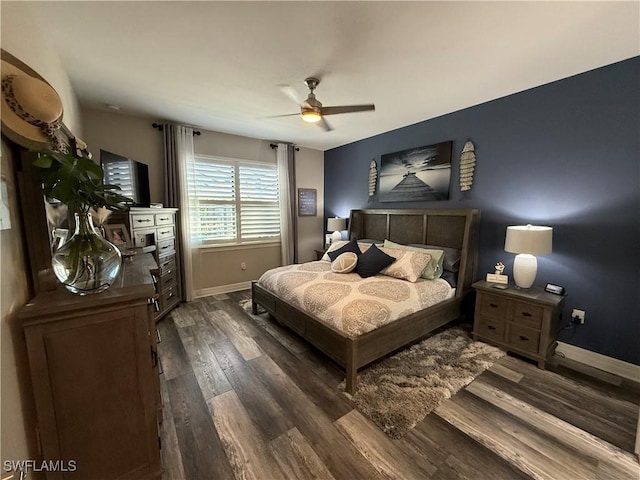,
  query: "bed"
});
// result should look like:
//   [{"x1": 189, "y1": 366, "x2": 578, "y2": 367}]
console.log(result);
[{"x1": 251, "y1": 208, "x2": 480, "y2": 393}]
